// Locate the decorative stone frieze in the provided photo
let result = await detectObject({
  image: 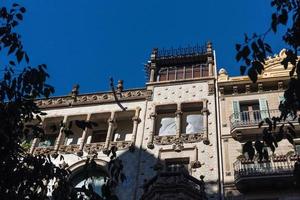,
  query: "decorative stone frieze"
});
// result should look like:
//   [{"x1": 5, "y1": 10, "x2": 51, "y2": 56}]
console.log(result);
[
  {"x1": 83, "y1": 141, "x2": 133, "y2": 155},
  {"x1": 232, "y1": 86, "x2": 238, "y2": 95},
  {"x1": 208, "y1": 84, "x2": 215, "y2": 95},
  {"x1": 245, "y1": 84, "x2": 250, "y2": 93},
  {"x1": 110, "y1": 141, "x2": 133, "y2": 150},
  {"x1": 58, "y1": 144, "x2": 80, "y2": 154},
  {"x1": 84, "y1": 142, "x2": 105, "y2": 154},
  {"x1": 153, "y1": 133, "x2": 204, "y2": 145},
  {"x1": 278, "y1": 81, "x2": 283, "y2": 90},
  {"x1": 33, "y1": 146, "x2": 55, "y2": 155},
  {"x1": 36, "y1": 89, "x2": 152, "y2": 108},
  {"x1": 258, "y1": 83, "x2": 263, "y2": 92}
]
